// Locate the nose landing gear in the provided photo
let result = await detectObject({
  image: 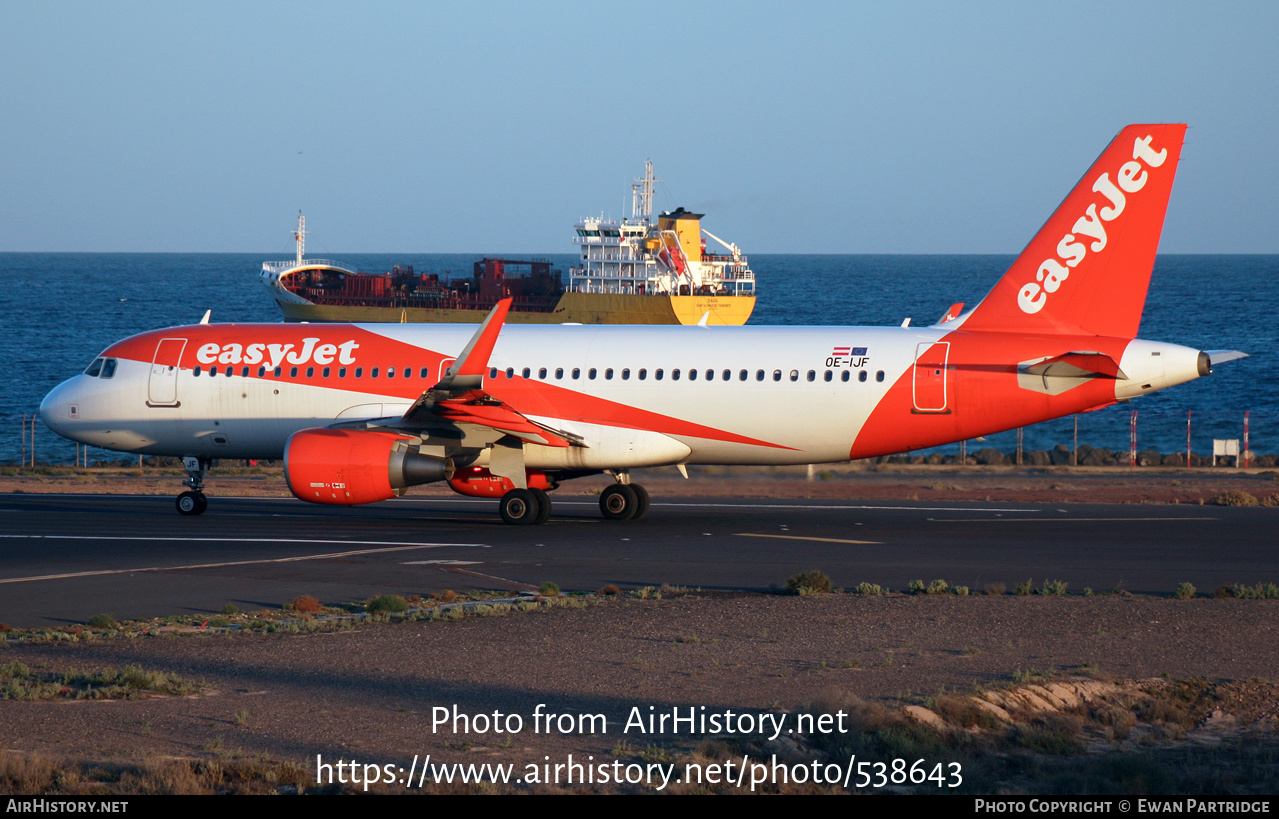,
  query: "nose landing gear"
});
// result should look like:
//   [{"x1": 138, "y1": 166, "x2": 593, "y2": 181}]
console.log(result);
[{"x1": 176, "y1": 456, "x2": 211, "y2": 516}]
